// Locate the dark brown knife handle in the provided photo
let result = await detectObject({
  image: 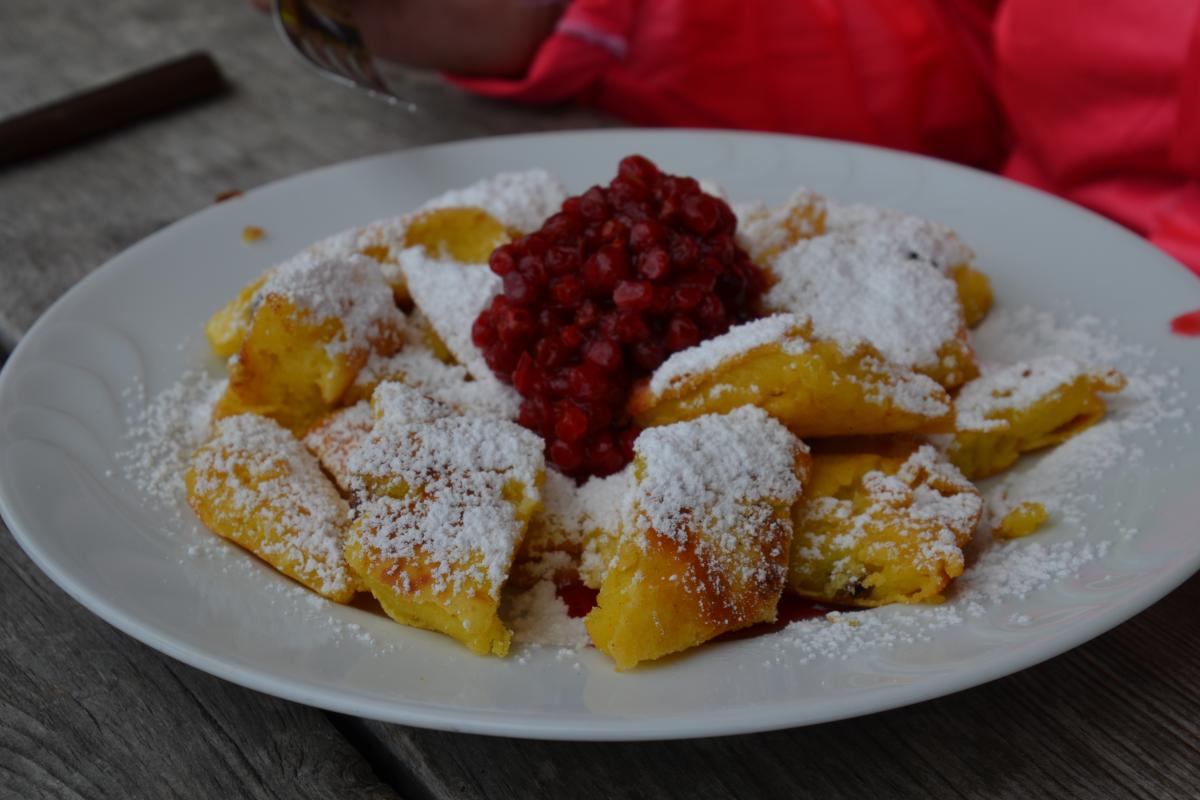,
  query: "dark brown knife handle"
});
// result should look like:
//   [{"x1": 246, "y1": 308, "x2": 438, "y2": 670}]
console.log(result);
[{"x1": 0, "y1": 52, "x2": 229, "y2": 168}]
